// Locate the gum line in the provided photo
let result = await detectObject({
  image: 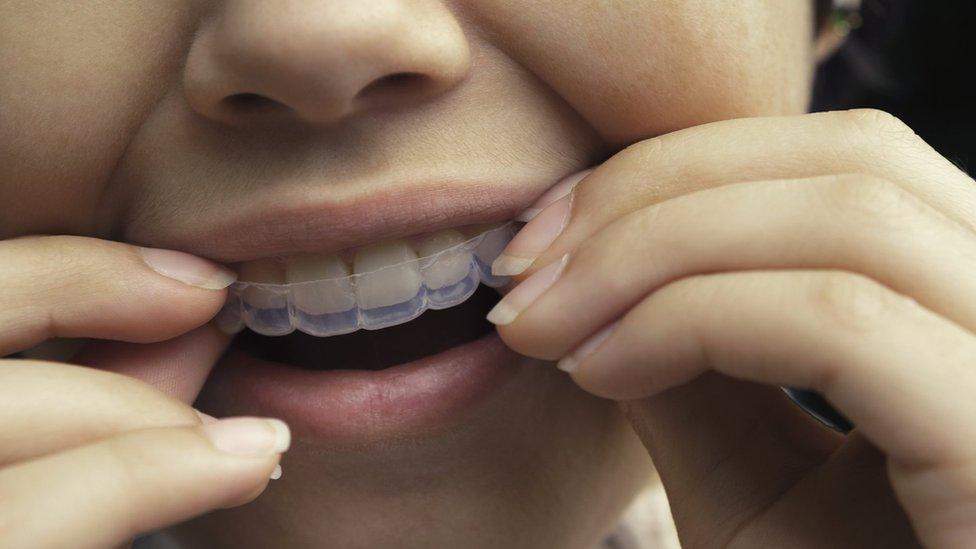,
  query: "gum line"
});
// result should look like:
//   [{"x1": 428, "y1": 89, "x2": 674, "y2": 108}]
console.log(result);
[{"x1": 215, "y1": 222, "x2": 519, "y2": 337}]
